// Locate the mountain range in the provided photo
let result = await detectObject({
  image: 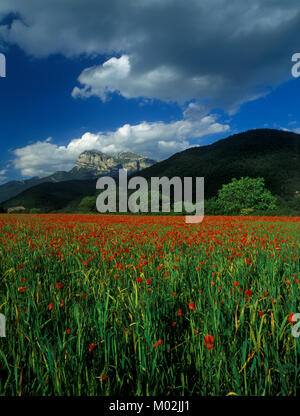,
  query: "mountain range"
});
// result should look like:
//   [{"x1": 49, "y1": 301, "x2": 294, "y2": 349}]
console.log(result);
[
  {"x1": 0, "y1": 150, "x2": 156, "y2": 204},
  {"x1": 0, "y1": 129, "x2": 299, "y2": 214}
]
